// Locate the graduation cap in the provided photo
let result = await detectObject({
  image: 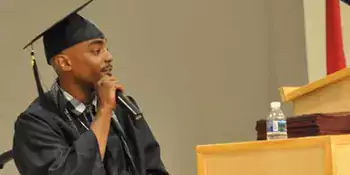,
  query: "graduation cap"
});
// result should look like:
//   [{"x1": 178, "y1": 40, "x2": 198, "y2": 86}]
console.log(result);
[{"x1": 22, "y1": 0, "x2": 105, "y2": 107}]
